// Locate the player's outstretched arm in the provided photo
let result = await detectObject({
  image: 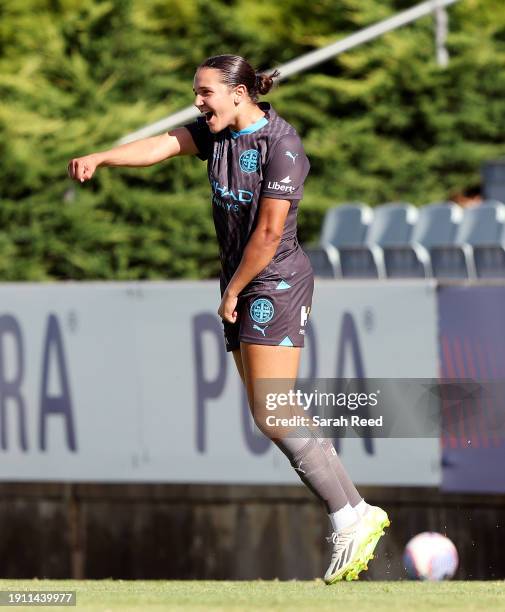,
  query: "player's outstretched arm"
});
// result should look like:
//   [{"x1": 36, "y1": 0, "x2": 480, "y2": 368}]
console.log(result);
[{"x1": 67, "y1": 127, "x2": 198, "y2": 182}]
